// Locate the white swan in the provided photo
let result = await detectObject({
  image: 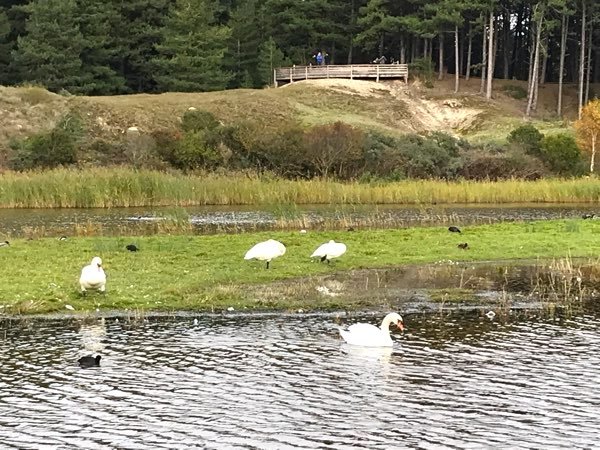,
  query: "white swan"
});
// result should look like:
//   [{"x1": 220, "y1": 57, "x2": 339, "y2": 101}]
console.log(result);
[
  {"x1": 339, "y1": 313, "x2": 404, "y2": 347},
  {"x1": 79, "y1": 256, "x2": 106, "y2": 294},
  {"x1": 311, "y1": 240, "x2": 347, "y2": 263},
  {"x1": 244, "y1": 239, "x2": 286, "y2": 269}
]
